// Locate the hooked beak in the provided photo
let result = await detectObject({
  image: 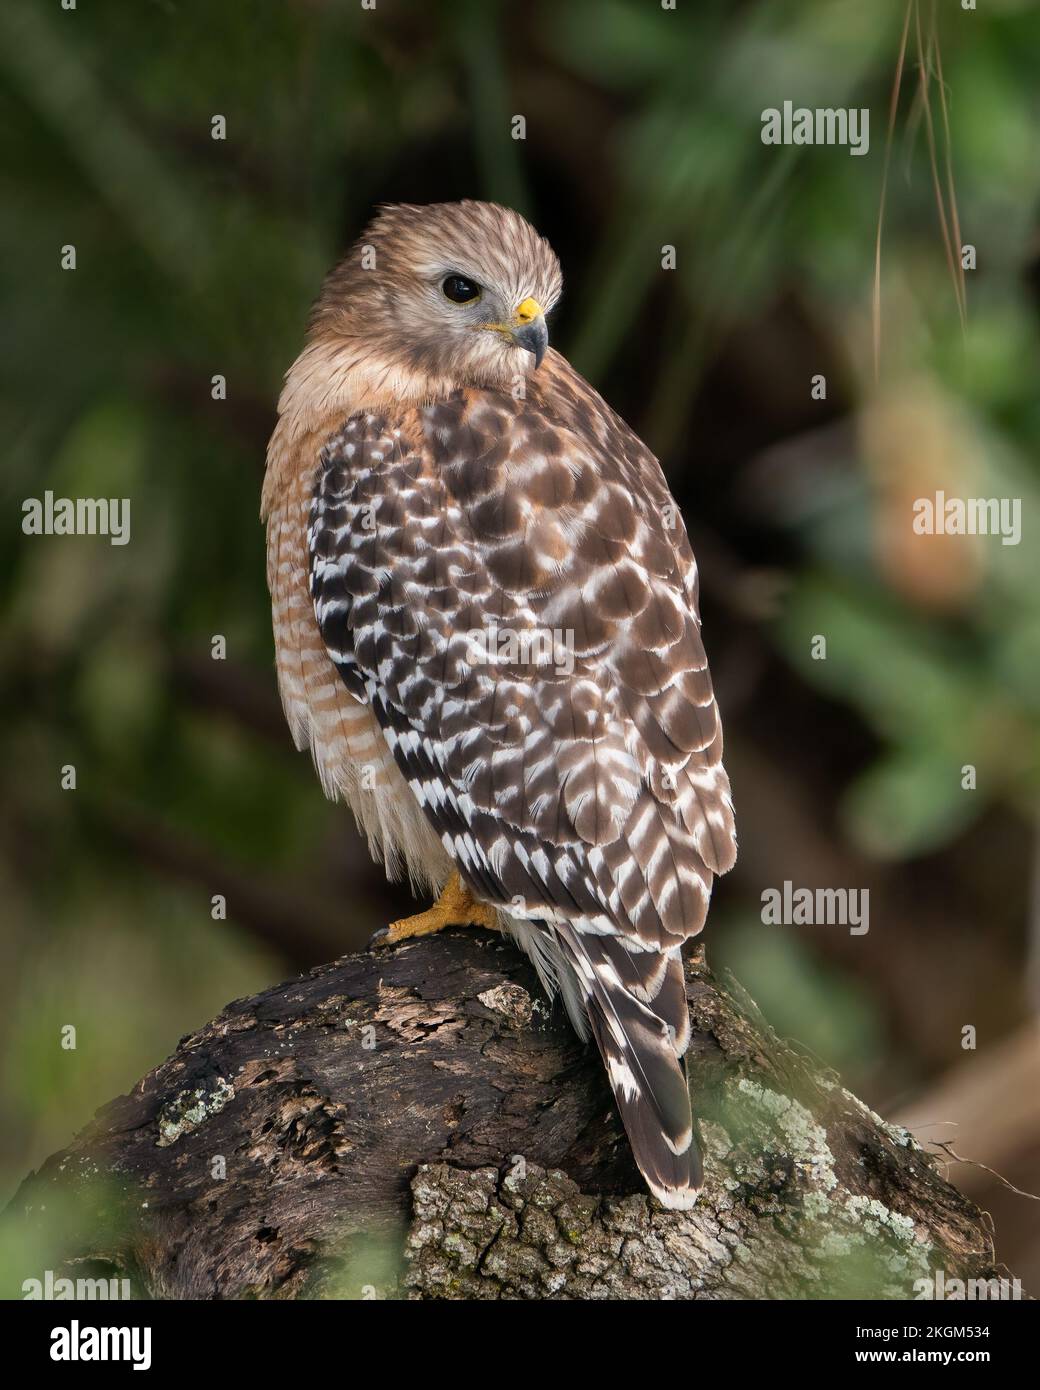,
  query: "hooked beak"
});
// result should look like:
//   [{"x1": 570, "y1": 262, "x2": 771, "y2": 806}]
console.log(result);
[{"x1": 510, "y1": 297, "x2": 548, "y2": 368}]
